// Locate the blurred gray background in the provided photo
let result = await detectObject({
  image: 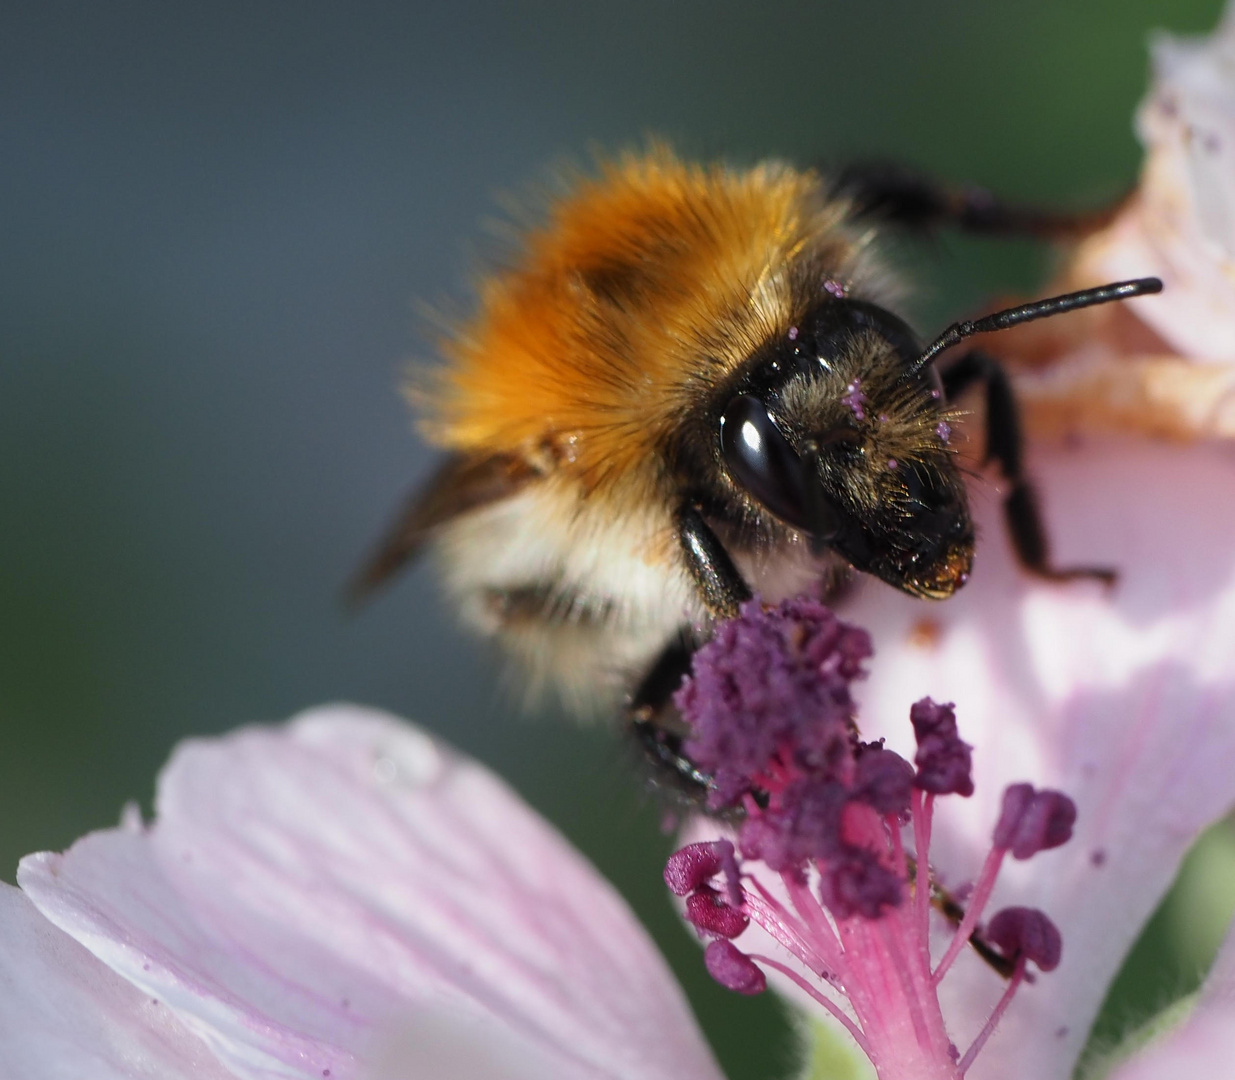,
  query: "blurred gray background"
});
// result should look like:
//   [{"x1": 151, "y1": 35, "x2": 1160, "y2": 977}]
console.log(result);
[{"x1": 1, "y1": 2, "x2": 1228, "y2": 1075}]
